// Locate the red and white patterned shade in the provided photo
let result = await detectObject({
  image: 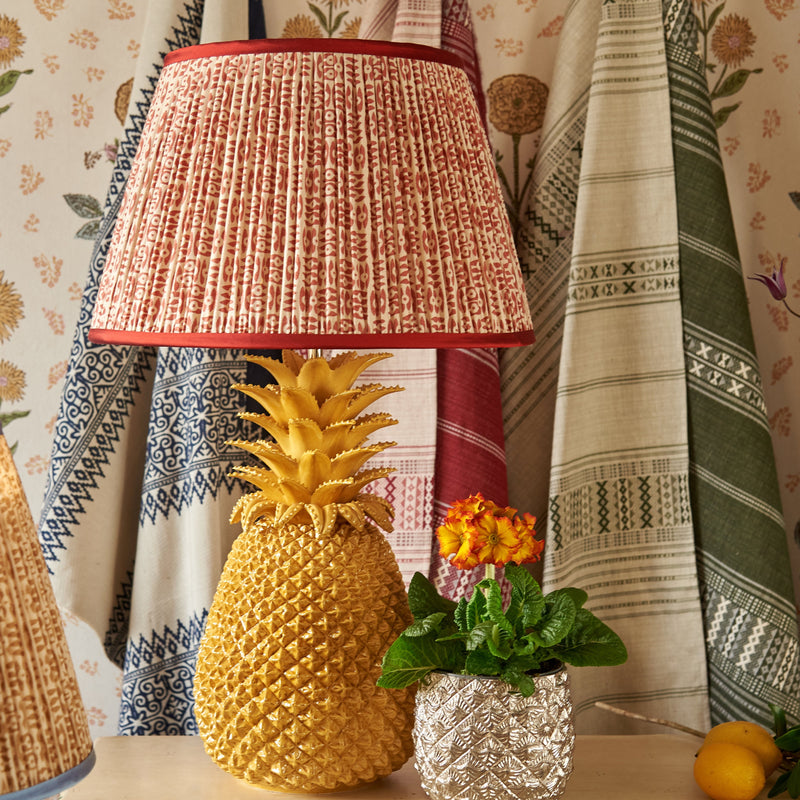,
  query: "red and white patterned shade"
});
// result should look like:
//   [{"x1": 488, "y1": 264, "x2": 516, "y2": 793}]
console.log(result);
[{"x1": 89, "y1": 39, "x2": 533, "y2": 349}]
